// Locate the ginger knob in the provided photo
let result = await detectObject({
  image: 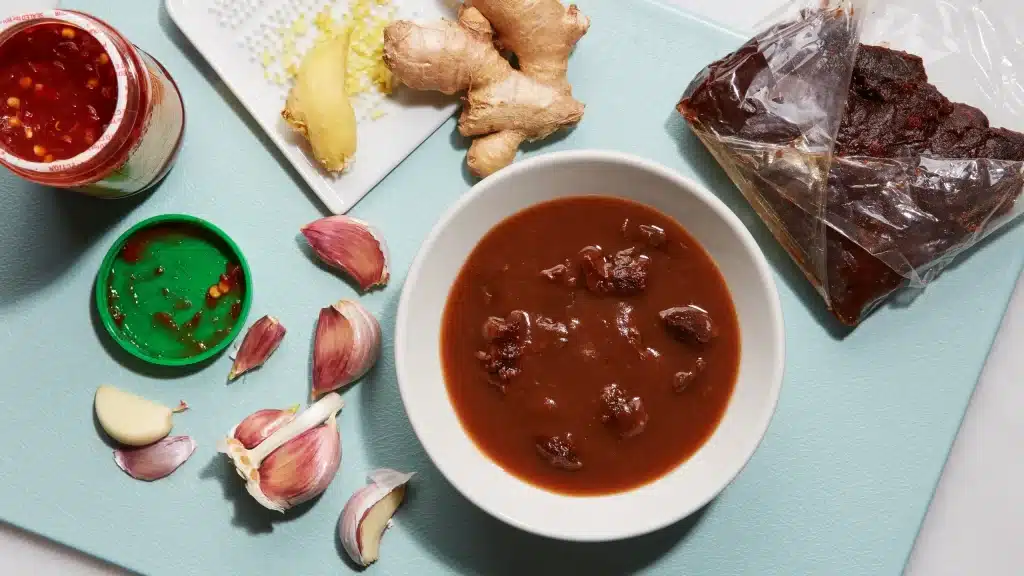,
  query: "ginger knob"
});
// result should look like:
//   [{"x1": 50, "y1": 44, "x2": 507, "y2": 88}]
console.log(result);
[{"x1": 382, "y1": 0, "x2": 589, "y2": 177}]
